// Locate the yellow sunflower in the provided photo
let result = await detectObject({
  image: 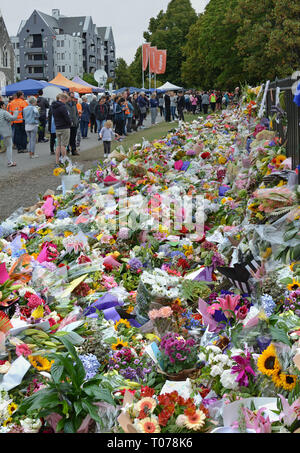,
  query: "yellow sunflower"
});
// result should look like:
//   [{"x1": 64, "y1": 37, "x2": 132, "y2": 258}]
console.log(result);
[
  {"x1": 271, "y1": 368, "x2": 283, "y2": 388},
  {"x1": 2, "y1": 417, "x2": 12, "y2": 427},
  {"x1": 111, "y1": 338, "x2": 129, "y2": 351},
  {"x1": 257, "y1": 344, "x2": 281, "y2": 377},
  {"x1": 287, "y1": 279, "x2": 300, "y2": 292},
  {"x1": 7, "y1": 402, "x2": 18, "y2": 415},
  {"x1": 280, "y1": 374, "x2": 297, "y2": 391},
  {"x1": 28, "y1": 355, "x2": 54, "y2": 371},
  {"x1": 114, "y1": 319, "x2": 131, "y2": 331}
]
